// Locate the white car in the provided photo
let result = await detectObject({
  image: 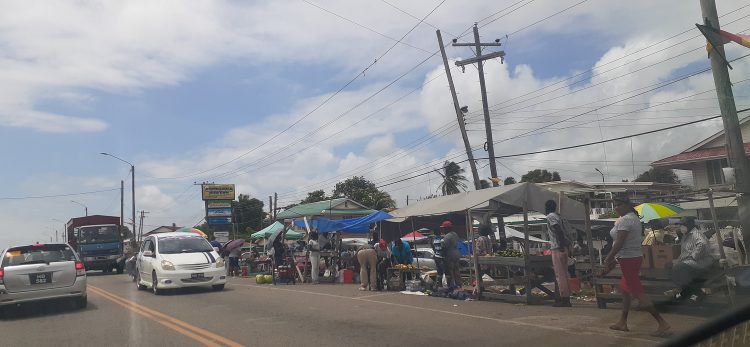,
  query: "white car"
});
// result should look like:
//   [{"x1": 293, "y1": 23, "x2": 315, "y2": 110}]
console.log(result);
[
  {"x1": 411, "y1": 248, "x2": 437, "y2": 270},
  {"x1": 135, "y1": 233, "x2": 227, "y2": 295}
]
